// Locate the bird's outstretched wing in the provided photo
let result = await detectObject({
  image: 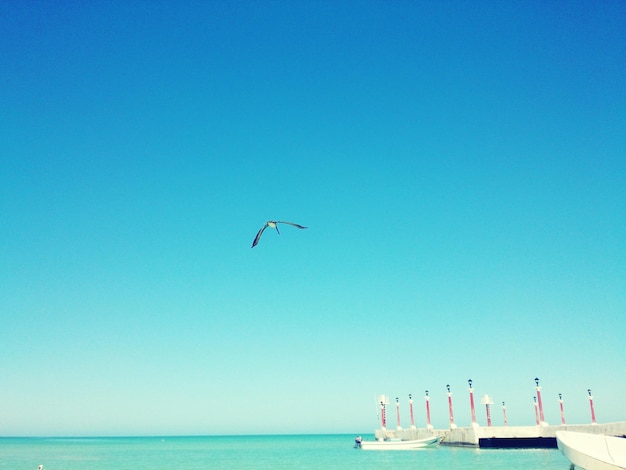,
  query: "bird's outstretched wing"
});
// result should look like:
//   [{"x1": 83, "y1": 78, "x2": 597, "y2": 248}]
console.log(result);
[
  {"x1": 251, "y1": 223, "x2": 269, "y2": 248},
  {"x1": 275, "y1": 221, "x2": 308, "y2": 229},
  {"x1": 251, "y1": 220, "x2": 307, "y2": 248}
]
